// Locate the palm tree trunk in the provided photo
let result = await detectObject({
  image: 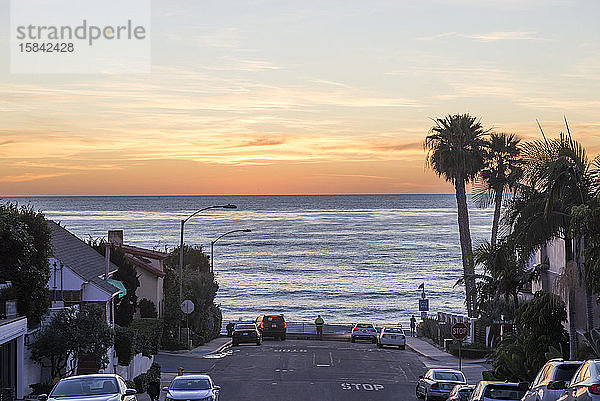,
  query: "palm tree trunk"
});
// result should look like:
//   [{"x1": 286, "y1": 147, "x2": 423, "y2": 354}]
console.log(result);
[
  {"x1": 490, "y1": 188, "x2": 503, "y2": 248},
  {"x1": 455, "y1": 177, "x2": 476, "y2": 317},
  {"x1": 576, "y1": 236, "x2": 594, "y2": 331}
]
